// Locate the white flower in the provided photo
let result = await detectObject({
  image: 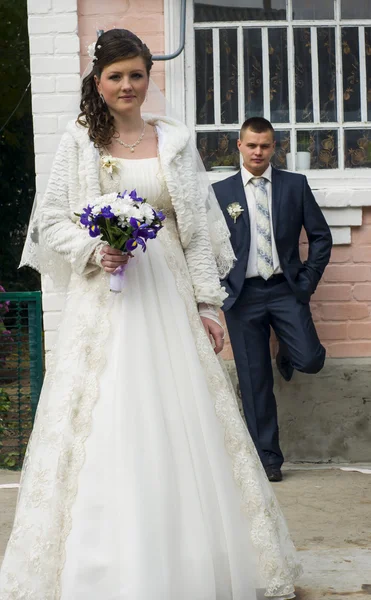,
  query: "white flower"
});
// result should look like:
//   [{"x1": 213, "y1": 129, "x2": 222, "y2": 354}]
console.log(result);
[
  {"x1": 87, "y1": 42, "x2": 97, "y2": 61},
  {"x1": 138, "y1": 203, "x2": 155, "y2": 224},
  {"x1": 126, "y1": 205, "x2": 142, "y2": 219},
  {"x1": 91, "y1": 204, "x2": 102, "y2": 216},
  {"x1": 120, "y1": 192, "x2": 134, "y2": 204},
  {"x1": 100, "y1": 155, "x2": 119, "y2": 176},
  {"x1": 101, "y1": 192, "x2": 120, "y2": 205},
  {"x1": 117, "y1": 207, "x2": 140, "y2": 226},
  {"x1": 112, "y1": 196, "x2": 133, "y2": 210},
  {"x1": 90, "y1": 193, "x2": 118, "y2": 215},
  {"x1": 114, "y1": 202, "x2": 139, "y2": 221},
  {"x1": 227, "y1": 202, "x2": 244, "y2": 224}
]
